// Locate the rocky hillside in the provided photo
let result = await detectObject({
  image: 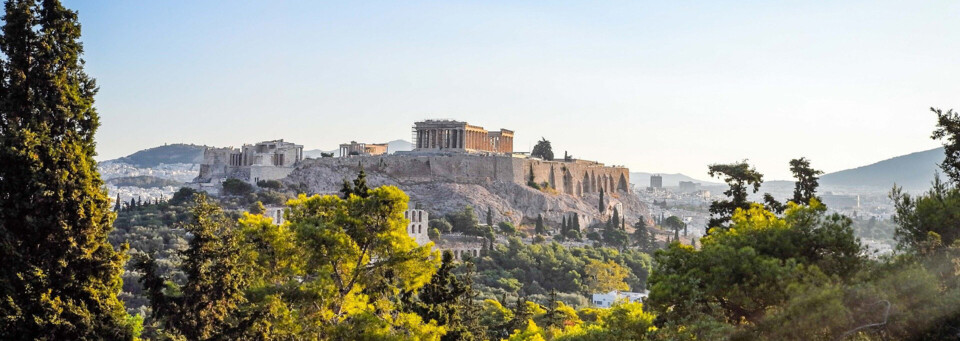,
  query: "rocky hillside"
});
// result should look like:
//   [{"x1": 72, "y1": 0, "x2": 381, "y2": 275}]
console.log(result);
[{"x1": 284, "y1": 158, "x2": 651, "y2": 228}]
